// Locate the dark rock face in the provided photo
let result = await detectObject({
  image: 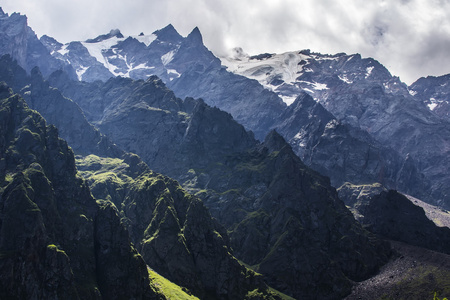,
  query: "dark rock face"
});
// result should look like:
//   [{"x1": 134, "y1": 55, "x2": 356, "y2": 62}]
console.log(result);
[
  {"x1": 0, "y1": 87, "x2": 162, "y2": 299},
  {"x1": 0, "y1": 55, "x2": 122, "y2": 158},
  {"x1": 1, "y1": 58, "x2": 280, "y2": 299},
  {"x1": 76, "y1": 156, "x2": 278, "y2": 300},
  {"x1": 363, "y1": 190, "x2": 450, "y2": 254},
  {"x1": 280, "y1": 53, "x2": 450, "y2": 207},
  {"x1": 275, "y1": 93, "x2": 430, "y2": 200},
  {"x1": 49, "y1": 74, "x2": 391, "y2": 299},
  {"x1": 222, "y1": 50, "x2": 450, "y2": 208}
]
